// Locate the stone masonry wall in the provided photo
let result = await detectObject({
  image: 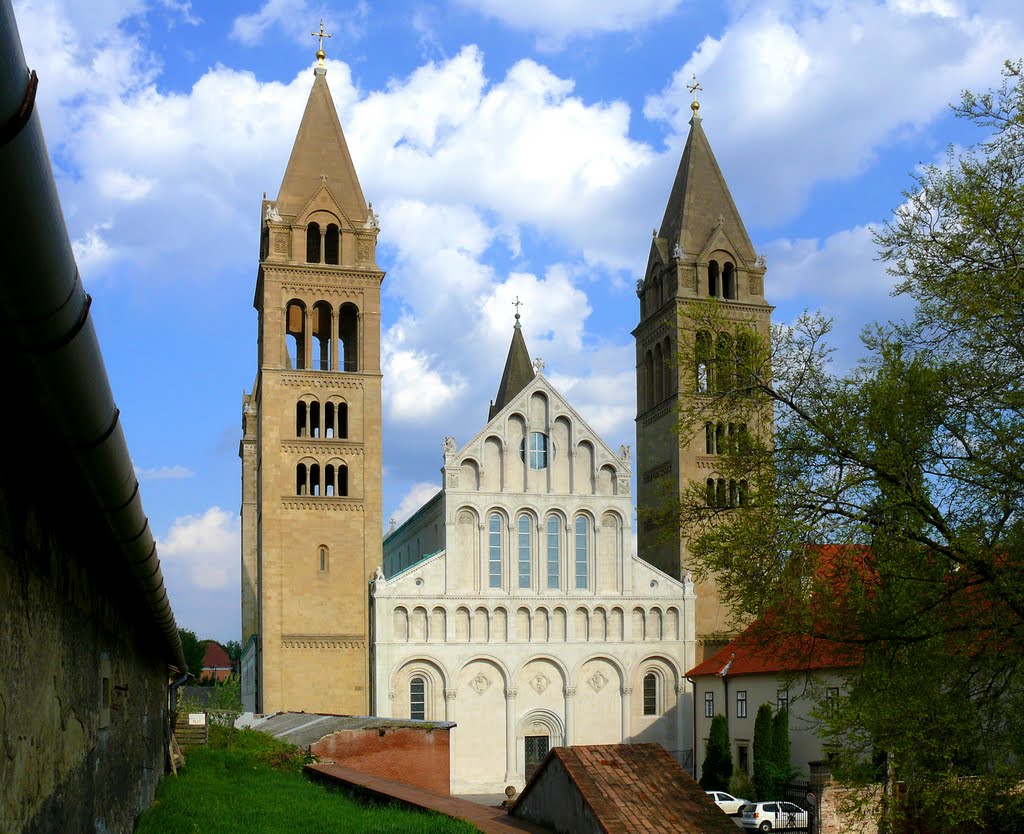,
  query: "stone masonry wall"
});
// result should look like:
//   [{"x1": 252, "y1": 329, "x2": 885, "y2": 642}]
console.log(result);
[
  {"x1": 0, "y1": 476, "x2": 168, "y2": 834},
  {"x1": 817, "y1": 784, "x2": 881, "y2": 834}
]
